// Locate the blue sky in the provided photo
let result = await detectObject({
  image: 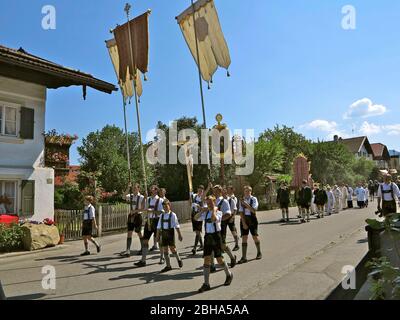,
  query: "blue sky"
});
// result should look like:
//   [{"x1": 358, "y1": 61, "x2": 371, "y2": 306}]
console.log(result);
[{"x1": 1, "y1": 0, "x2": 400, "y2": 164}]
